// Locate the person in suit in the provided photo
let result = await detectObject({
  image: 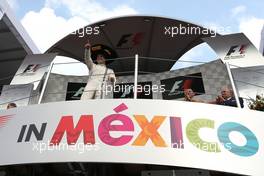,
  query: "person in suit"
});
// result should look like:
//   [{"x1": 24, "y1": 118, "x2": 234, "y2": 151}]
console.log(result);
[
  {"x1": 215, "y1": 86, "x2": 244, "y2": 108},
  {"x1": 81, "y1": 40, "x2": 116, "y2": 100}
]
